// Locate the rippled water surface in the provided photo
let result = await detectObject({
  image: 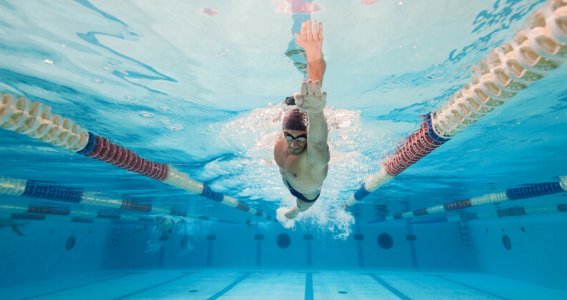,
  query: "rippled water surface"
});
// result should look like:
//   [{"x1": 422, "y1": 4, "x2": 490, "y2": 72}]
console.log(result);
[{"x1": 1, "y1": 0, "x2": 565, "y2": 232}]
